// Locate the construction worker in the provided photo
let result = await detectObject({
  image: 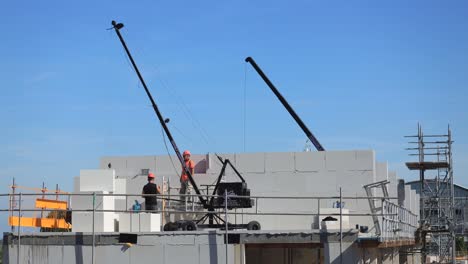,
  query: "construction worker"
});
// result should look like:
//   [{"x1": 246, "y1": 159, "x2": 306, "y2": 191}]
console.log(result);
[
  {"x1": 142, "y1": 172, "x2": 161, "y2": 211},
  {"x1": 180, "y1": 150, "x2": 195, "y2": 198}
]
